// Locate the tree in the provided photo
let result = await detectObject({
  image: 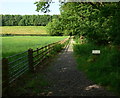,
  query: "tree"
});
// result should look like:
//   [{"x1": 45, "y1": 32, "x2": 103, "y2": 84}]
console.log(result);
[
  {"x1": 47, "y1": 18, "x2": 63, "y2": 36},
  {"x1": 18, "y1": 18, "x2": 25, "y2": 26},
  {"x1": 2, "y1": 15, "x2": 55, "y2": 26},
  {"x1": 35, "y1": 1, "x2": 120, "y2": 45}
]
